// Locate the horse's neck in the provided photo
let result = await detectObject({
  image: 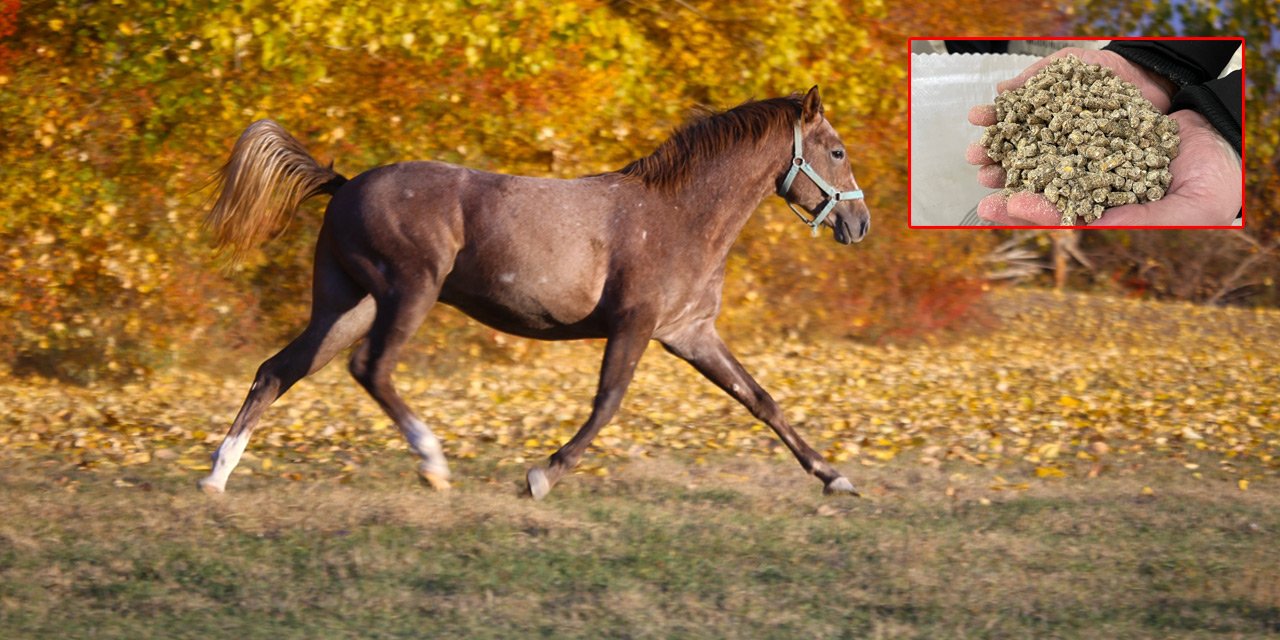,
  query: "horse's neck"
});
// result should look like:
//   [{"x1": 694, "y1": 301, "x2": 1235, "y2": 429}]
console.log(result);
[{"x1": 670, "y1": 137, "x2": 788, "y2": 257}]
